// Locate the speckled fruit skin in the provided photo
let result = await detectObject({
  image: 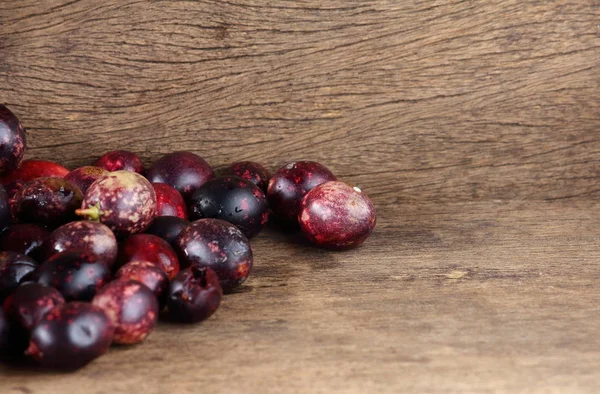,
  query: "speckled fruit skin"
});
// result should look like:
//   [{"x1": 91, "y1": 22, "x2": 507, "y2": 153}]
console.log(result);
[
  {"x1": 167, "y1": 266, "x2": 222, "y2": 323},
  {"x1": 0, "y1": 159, "x2": 70, "y2": 198},
  {"x1": 92, "y1": 279, "x2": 158, "y2": 345},
  {"x1": 116, "y1": 261, "x2": 169, "y2": 308},
  {"x1": 0, "y1": 223, "x2": 50, "y2": 259},
  {"x1": 267, "y1": 161, "x2": 336, "y2": 225},
  {"x1": 3, "y1": 283, "x2": 65, "y2": 332},
  {"x1": 76, "y1": 171, "x2": 157, "y2": 237},
  {"x1": 225, "y1": 161, "x2": 271, "y2": 192},
  {"x1": 118, "y1": 234, "x2": 179, "y2": 280},
  {"x1": 299, "y1": 181, "x2": 376, "y2": 249},
  {"x1": 27, "y1": 302, "x2": 114, "y2": 371},
  {"x1": 0, "y1": 252, "x2": 38, "y2": 300},
  {"x1": 14, "y1": 177, "x2": 83, "y2": 228},
  {"x1": 189, "y1": 176, "x2": 269, "y2": 239},
  {"x1": 65, "y1": 166, "x2": 109, "y2": 194},
  {"x1": 40, "y1": 221, "x2": 118, "y2": 267},
  {"x1": 0, "y1": 185, "x2": 10, "y2": 231},
  {"x1": 175, "y1": 219, "x2": 252, "y2": 293},
  {"x1": 152, "y1": 182, "x2": 188, "y2": 219},
  {"x1": 0, "y1": 105, "x2": 26, "y2": 177},
  {"x1": 146, "y1": 151, "x2": 214, "y2": 201},
  {"x1": 35, "y1": 250, "x2": 111, "y2": 301},
  {"x1": 94, "y1": 150, "x2": 144, "y2": 174},
  {"x1": 145, "y1": 216, "x2": 190, "y2": 246}
]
